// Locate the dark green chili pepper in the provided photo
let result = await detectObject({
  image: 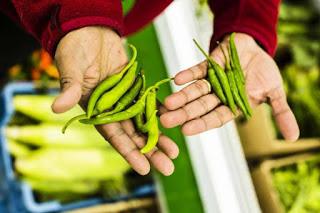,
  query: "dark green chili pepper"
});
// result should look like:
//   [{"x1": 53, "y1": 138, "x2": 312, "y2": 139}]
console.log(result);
[
  {"x1": 80, "y1": 78, "x2": 172, "y2": 125},
  {"x1": 218, "y1": 45, "x2": 238, "y2": 115},
  {"x1": 140, "y1": 111, "x2": 159, "y2": 154},
  {"x1": 95, "y1": 61, "x2": 138, "y2": 114},
  {"x1": 133, "y1": 72, "x2": 146, "y2": 132},
  {"x1": 227, "y1": 70, "x2": 249, "y2": 119},
  {"x1": 193, "y1": 39, "x2": 233, "y2": 108},
  {"x1": 87, "y1": 44, "x2": 137, "y2": 118},
  {"x1": 233, "y1": 70, "x2": 252, "y2": 117},
  {"x1": 97, "y1": 74, "x2": 143, "y2": 118},
  {"x1": 207, "y1": 68, "x2": 227, "y2": 104},
  {"x1": 229, "y1": 33, "x2": 245, "y2": 84},
  {"x1": 227, "y1": 42, "x2": 252, "y2": 116}
]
